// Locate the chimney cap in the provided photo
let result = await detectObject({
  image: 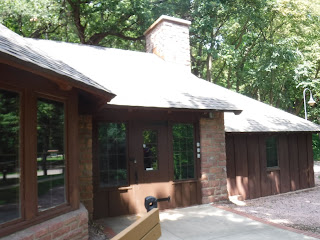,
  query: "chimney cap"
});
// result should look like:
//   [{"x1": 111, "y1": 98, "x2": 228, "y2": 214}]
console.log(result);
[{"x1": 144, "y1": 15, "x2": 191, "y2": 36}]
